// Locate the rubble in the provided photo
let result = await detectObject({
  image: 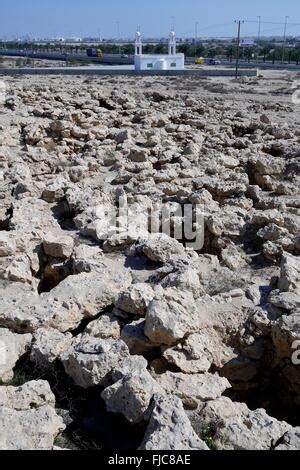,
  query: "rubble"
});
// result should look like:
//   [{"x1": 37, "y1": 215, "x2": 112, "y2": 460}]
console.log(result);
[
  {"x1": 0, "y1": 72, "x2": 299, "y2": 450},
  {"x1": 0, "y1": 381, "x2": 65, "y2": 450}
]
